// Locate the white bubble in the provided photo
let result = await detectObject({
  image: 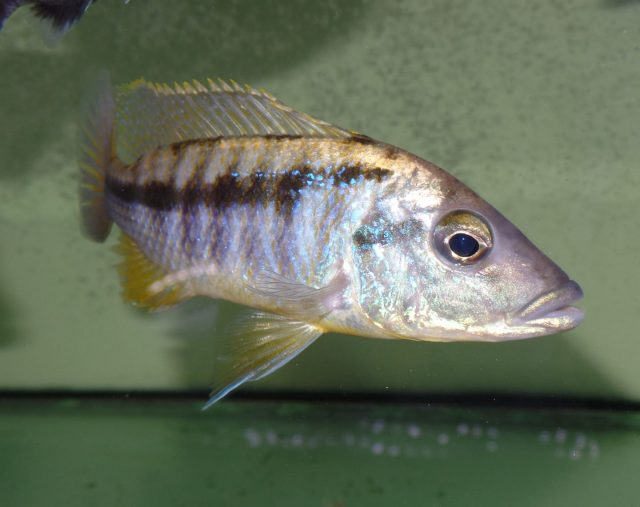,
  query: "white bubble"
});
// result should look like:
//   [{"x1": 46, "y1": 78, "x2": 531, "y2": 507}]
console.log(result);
[
  {"x1": 390, "y1": 423, "x2": 403, "y2": 435},
  {"x1": 244, "y1": 428, "x2": 261, "y2": 448},
  {"x1": 388, "y1": 445, "x2": 400, "y2": 457},
  {"x1": 569, "y1": 449, "x2": 582, "y2": 460},
  {"x1": 372, "y1": 419, "x2": 385, "y2": 434},
  {"x1": 407, "y1": 424, "x2": 421, "y2": 438},
  {"x1": 555, "y1": 428, "x2": 568, "y2": 444},
  {"x1": 371, "y1": 442, "x2": 385, "y2": 455},
  {"x1": 437, "y1": 433, "x2": 449, "y2": 445},
  {"x1": 265, "y1": 430, "x2": 278, "y2": 445},
  {"x1": 539, "y1": 431, "x2": 551, "y2": 443},
  {"x1": 404, "y1": 447, "x2": 418, "y2": 458},
  {"x1": 486, "y1": 441, "x2": 498, "y2": 452},
  {"x1": 574, "y1": 433, "x2": 587, "y2": 449},
  {"x1": 456, "y1": 423, "x2": 469, "y2": 436},
  {"x1": 343, "y1": 433, "x2": 356, "y2": 446},
  {"x1": 324, "y1": 436, "x2": 338, "y2": 447},
  {"x1": 291, "y1": 434, "x2": 304, "y2": 447}
]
